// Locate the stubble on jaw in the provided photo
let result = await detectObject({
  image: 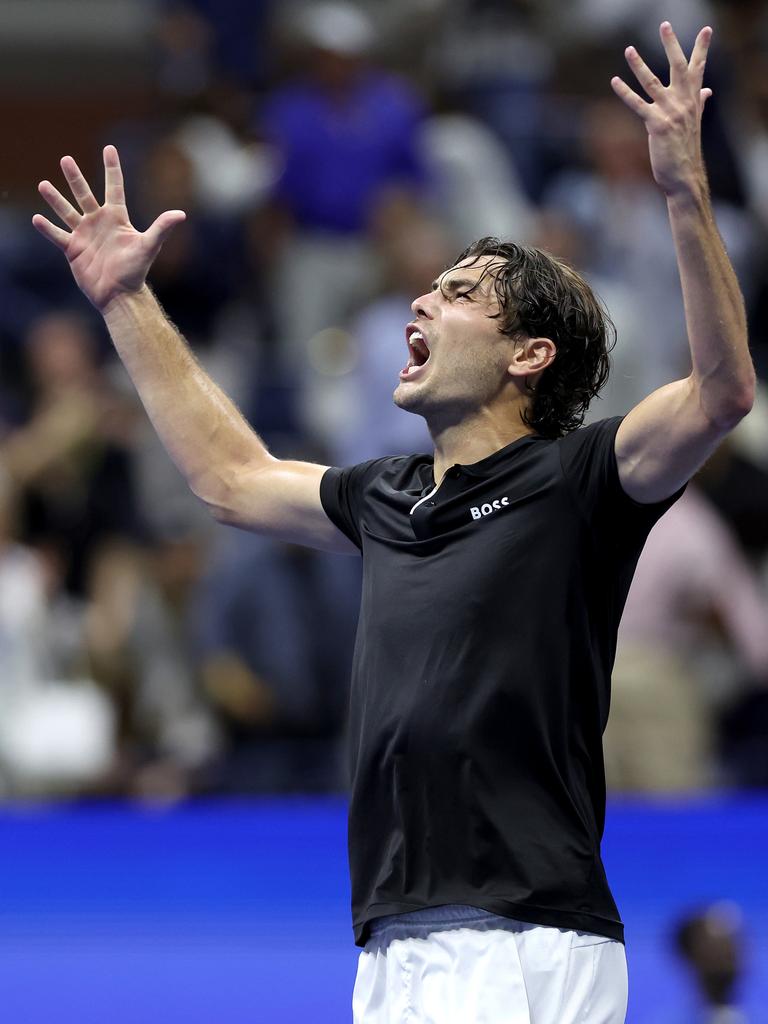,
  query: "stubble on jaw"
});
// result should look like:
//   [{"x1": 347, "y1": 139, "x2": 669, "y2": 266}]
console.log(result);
[{"x1": 392, "y1": 347, "x2": 518, "y2": 441}]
